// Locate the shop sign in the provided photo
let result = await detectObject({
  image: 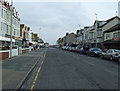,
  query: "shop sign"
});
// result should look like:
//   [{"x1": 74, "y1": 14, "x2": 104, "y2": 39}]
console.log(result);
[
  {"x1": 112, "y1": 38, "x2": 120, "y2": 41},
  {"x1": 5, "y1": 34, "x2": 14, "y2": 39}
]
